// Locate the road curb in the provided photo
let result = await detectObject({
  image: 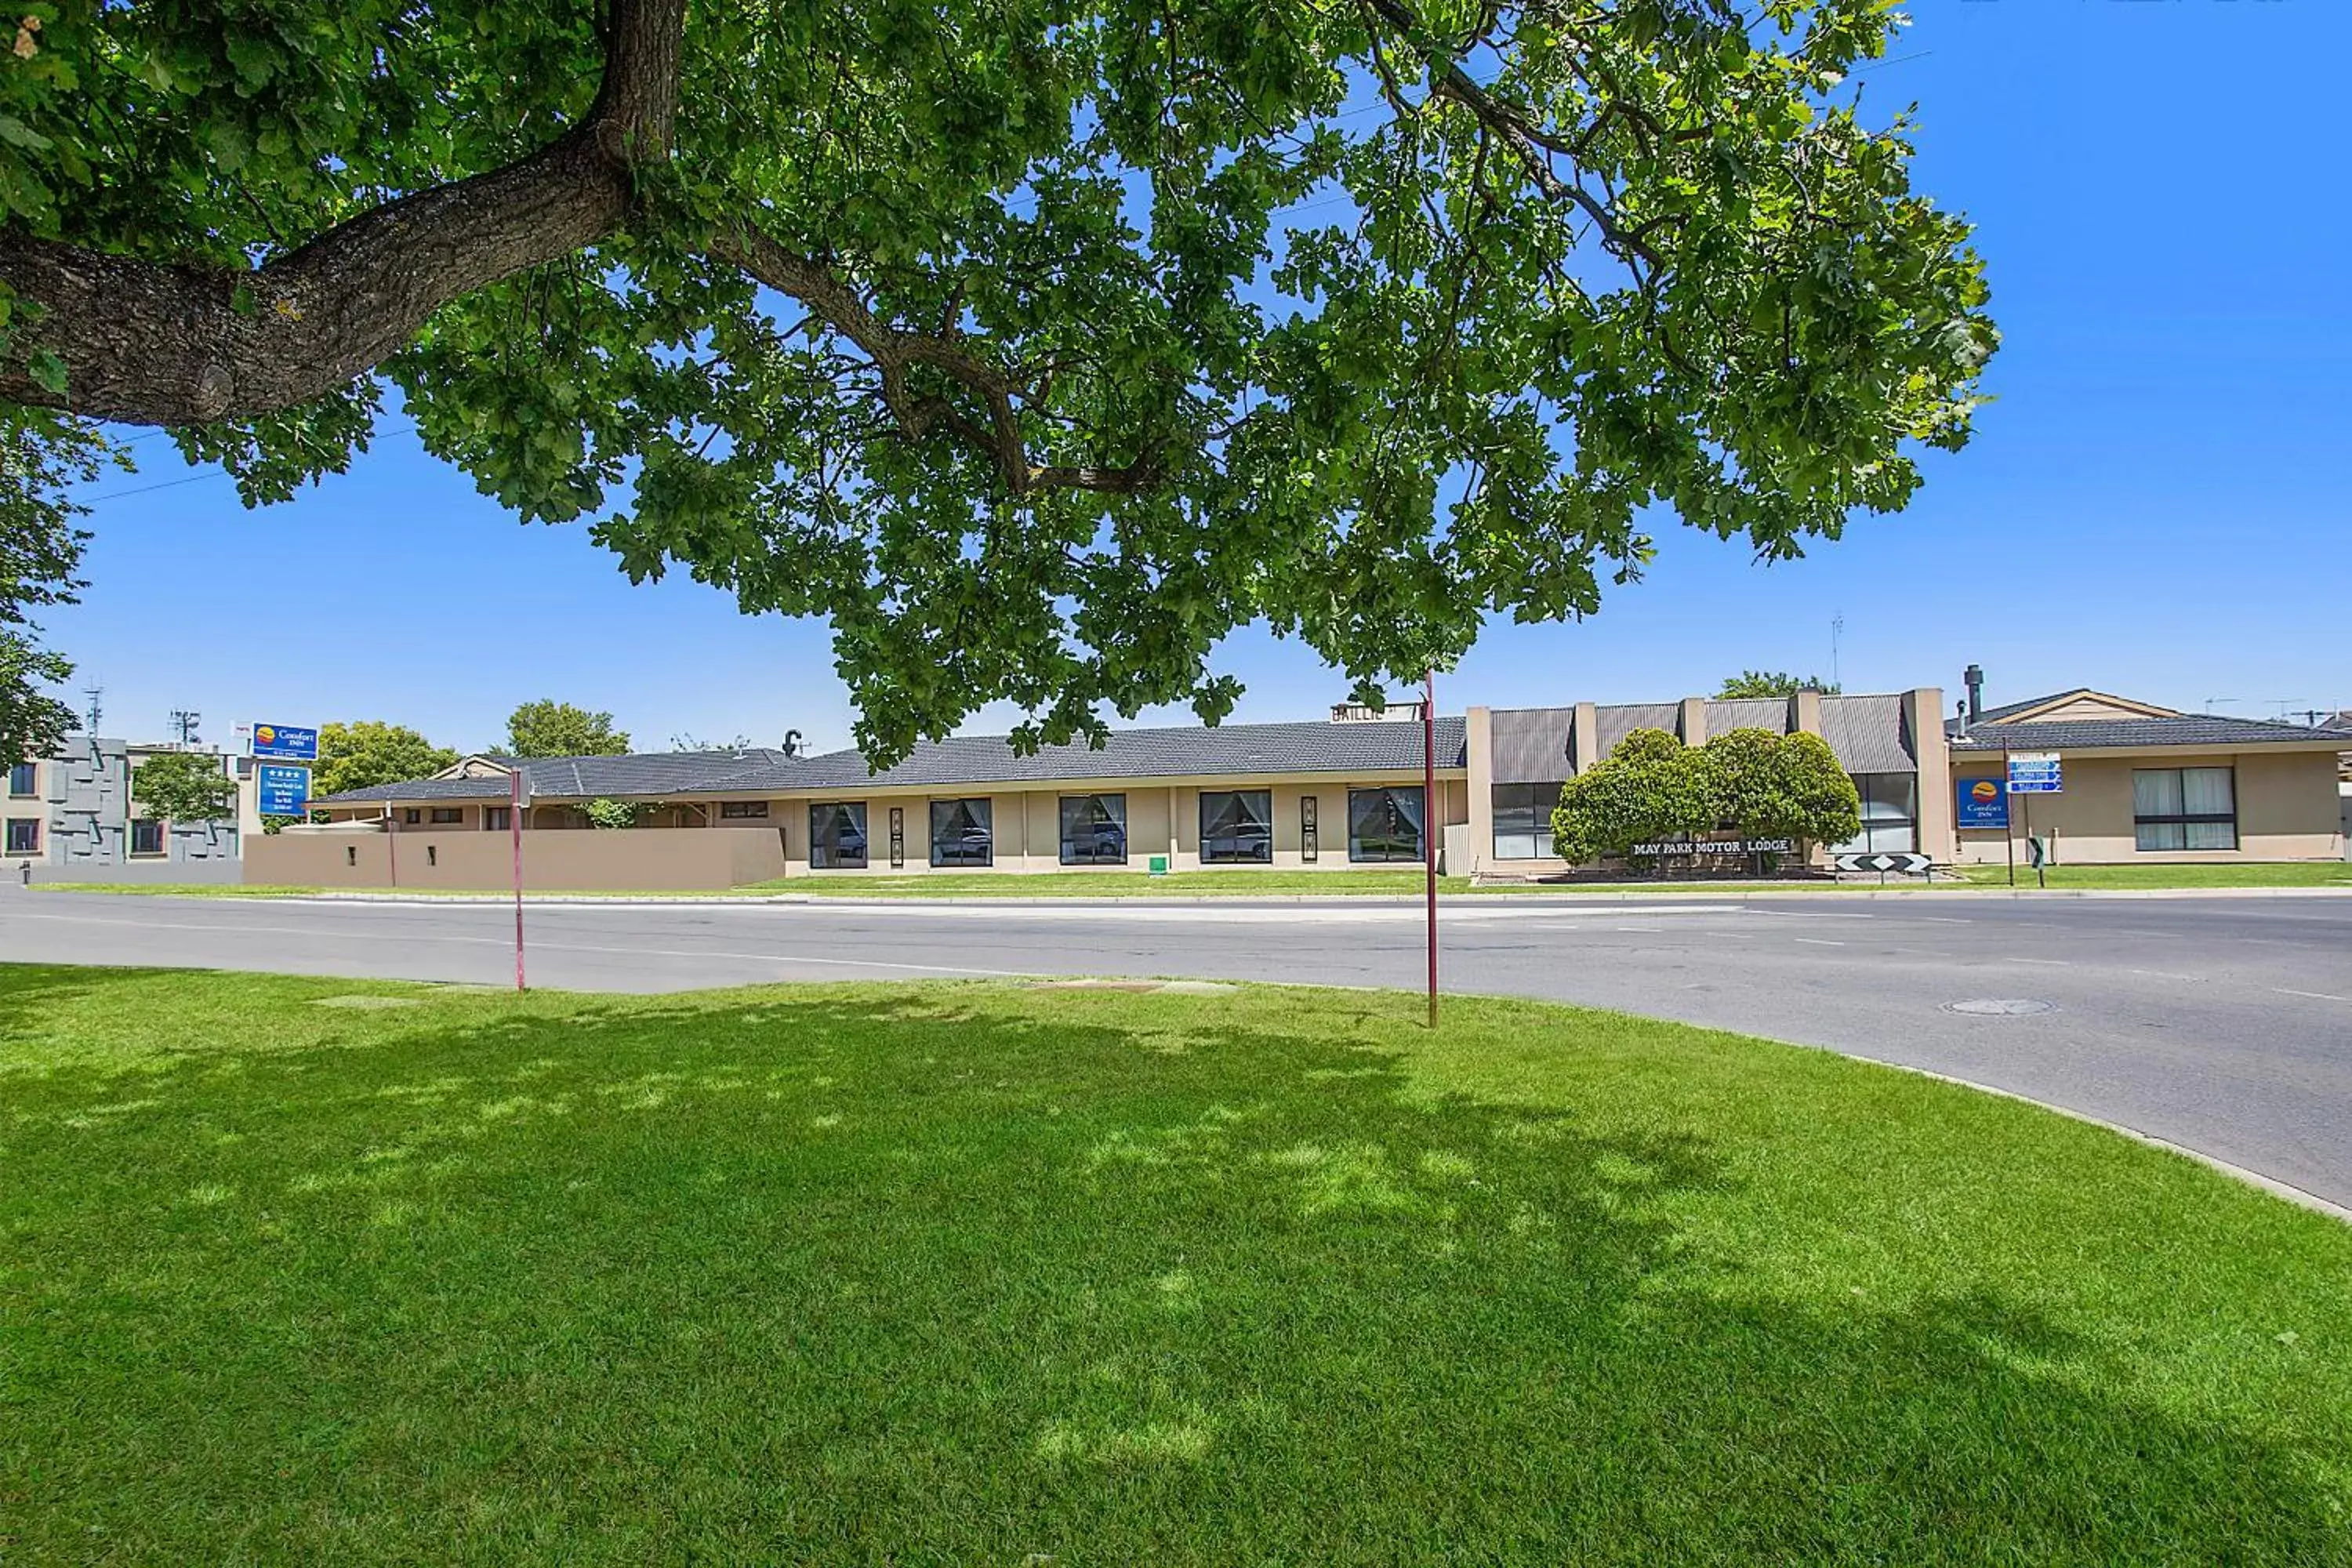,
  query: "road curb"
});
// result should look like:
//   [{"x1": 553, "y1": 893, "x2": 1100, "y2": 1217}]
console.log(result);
[{"x1": 1853, "y1": 1058, "x2": 2352, "y2": 1225}]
